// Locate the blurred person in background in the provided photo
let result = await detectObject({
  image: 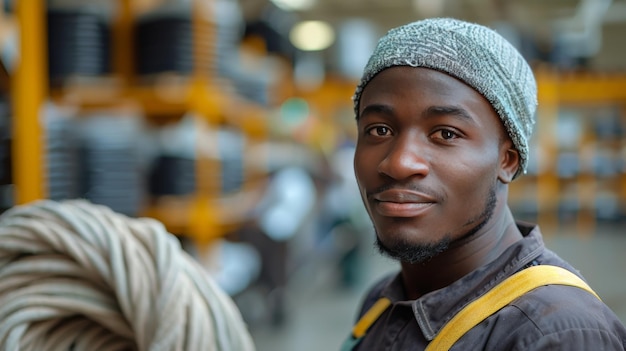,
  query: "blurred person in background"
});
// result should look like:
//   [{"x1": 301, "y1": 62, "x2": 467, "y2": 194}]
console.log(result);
[{"x1": 344, "y1": 18, "x2": 626, "y2": 350}]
